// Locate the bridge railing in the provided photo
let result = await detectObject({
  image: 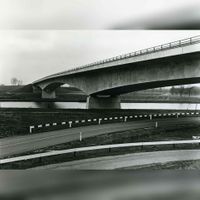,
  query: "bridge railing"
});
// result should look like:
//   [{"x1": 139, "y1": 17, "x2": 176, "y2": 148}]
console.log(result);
[
  {"x1": 36, "y1": 35, "x2": 200, "y2": 81},
  {"x1": 65, "y1": 35, "x2": 200, "y2": 73}
]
